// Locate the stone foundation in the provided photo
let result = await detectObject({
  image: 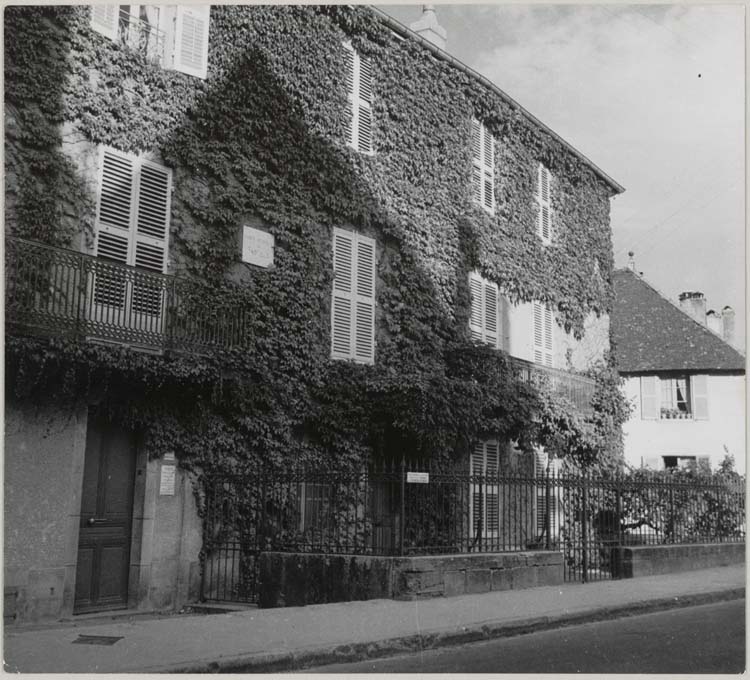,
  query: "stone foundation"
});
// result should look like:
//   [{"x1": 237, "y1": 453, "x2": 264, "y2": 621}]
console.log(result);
[
  {"x1": 256, "y1": 550, "x2": 563, "y2": 608},
  {"x1": 614, "y1": 542, "x2": 744, "y2": 578}
]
